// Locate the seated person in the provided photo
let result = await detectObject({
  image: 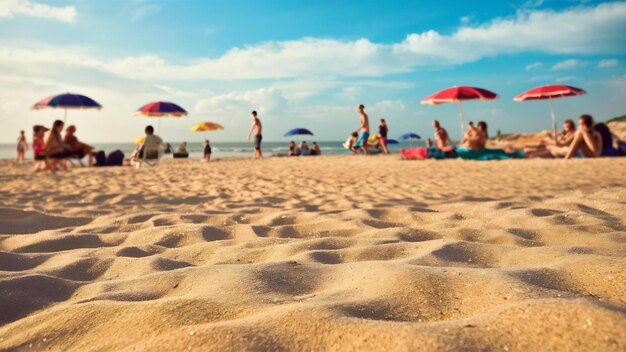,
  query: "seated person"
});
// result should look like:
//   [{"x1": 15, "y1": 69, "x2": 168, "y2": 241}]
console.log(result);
[
  {"x1": 299, "y1": 141, "x2": 310, "y2": 156},
  {"x1": 288, "y1": 141, "x2": 297, "y2": 156},
  {"x1": 44, "y1": 120, "x2": 72, "y2": 170},
  {"x1": 565, "y1": 115, "x2": 603, "y2": 159},
  {"x1": 174, "y1": 141, "x2": 189, "y2": 158},
  {"x1": 347, "y1": 132, "x2": 359, "y2": 154},
  {"x1": 460, "y1": 121, "x2": 488, "y2": 151},
  {"x1": 525, "y1": 119, "x2": 576, "y2": 158},
  {"x1": 433, "y1": 120, "x2": 455, "y2": 149},
  {"x1": 135, "y1": 125, "x2": 164, "y2": 159},
  {"x1": 593, "y1": 122, "x2": 618, "y2": 157},
  {"x1": 32, "y1": 125, "x2": 48, "y2": 172},
  {"x1": 64, "y1": 125, "x2": 95, "y2": 165},
  {"x1": 310, "y1": 142, "x2": 321, "y2": 156},
  {"x1": 204, "y1": 140, "x2": 212, "y2": 162}
]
